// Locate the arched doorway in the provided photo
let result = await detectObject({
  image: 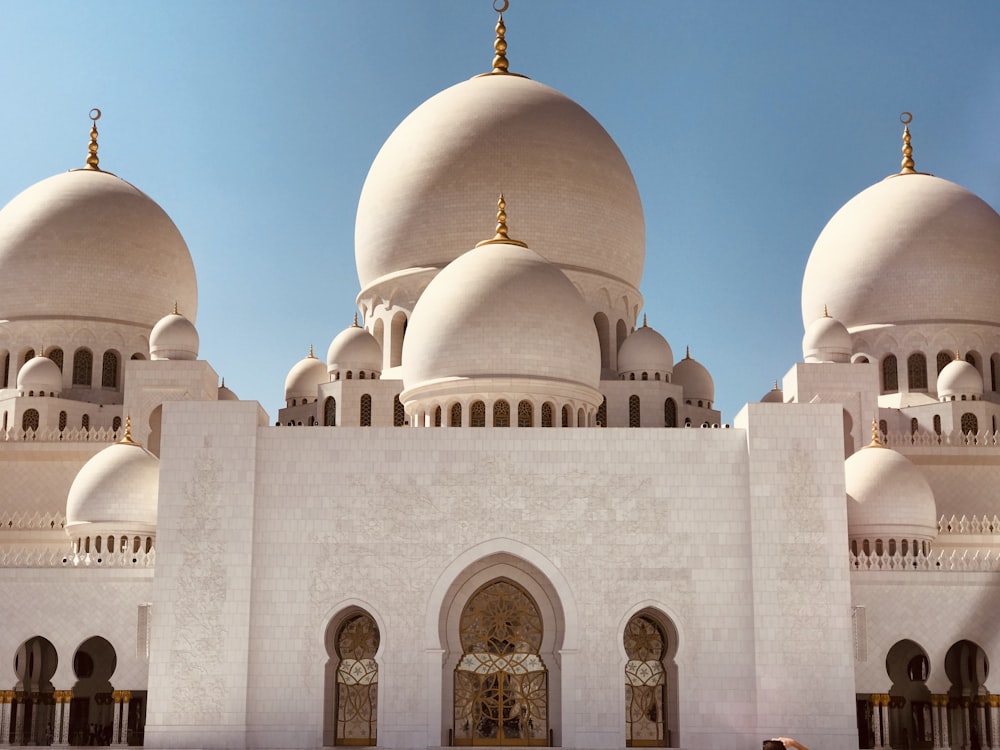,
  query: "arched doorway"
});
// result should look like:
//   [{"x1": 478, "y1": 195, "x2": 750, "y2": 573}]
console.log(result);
[
  {"x1": 12, "y1": 635, "x2": 58, "y2": 745},
  {"x1": 69, "y1": 636, "x2": 116, "y2": 746},
  {"x1": 945, "y1": 640, "x2": 991, "y2": 750},
  {"x1": 453, "y1": 579, "x2": 548, "y2": 745},
  {"x1": 324, "y1": 611, "x2": 379, "y2": 746},
  {"x1": 885, "y1": 639, "x2": 933, "y2": 749}
]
